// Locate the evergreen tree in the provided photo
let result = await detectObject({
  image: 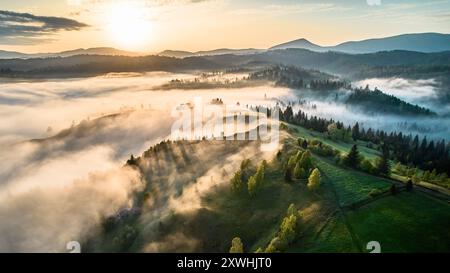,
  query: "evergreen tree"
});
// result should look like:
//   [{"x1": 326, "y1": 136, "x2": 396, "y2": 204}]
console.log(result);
[
  {"x1": 375, "y1": 147, "x2": 390, "y2": 176},
  {"x1": 344, "y1": 145, "x2": 361, "y2": 168},
  {"x1": 352, "y1": 122, "x2": 360, "y2": 141}
]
